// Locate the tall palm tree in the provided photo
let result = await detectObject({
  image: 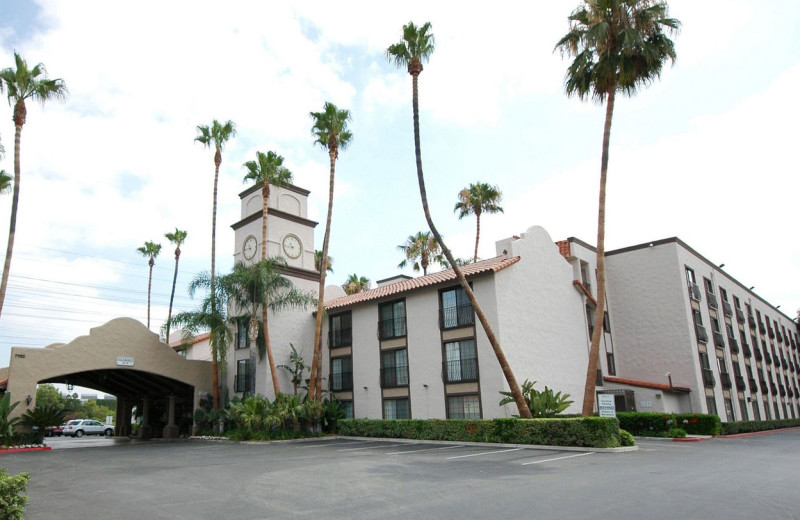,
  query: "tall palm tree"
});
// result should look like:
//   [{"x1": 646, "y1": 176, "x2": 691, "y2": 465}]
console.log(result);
[
  {"x1": 314, "y1": 250, "x2": 333, "y2": 274},
  {"x1": 454, "y1": 182, "x2": 504, "y2": 262},
  {"x1": 308, "y1": 102, "x2": 353, "y2": 401},
  {"x1": 343, "y1": 274, "x2": 370, "y2": 295},
  {"x1": 556, "y1": 0, "x2": 679, "y2": 415},
  {"x1": 397, "y1": 231, "x2": 446, "y2": 276},
  {"x1": 164, "y1": 228, "x2": 187, "y2": 342},
  {"x1": 242, "y1": 150, "x2": 293, "y2": 396},
  {"x1": 137, "y1": 241, "x2": 162, "y2": 330},
  {"x1": 0, "y1": 53, "x2": 67, "y2": 321},
  {"x1": 387, "y1": 21, "x2": 532, "y2": 418},
  {"x1": 0, "y1": 171, "x2": 9, "y2": 194},
  {"x1": 194, "y1": 120, "x2": 236, "y2": 314}
]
